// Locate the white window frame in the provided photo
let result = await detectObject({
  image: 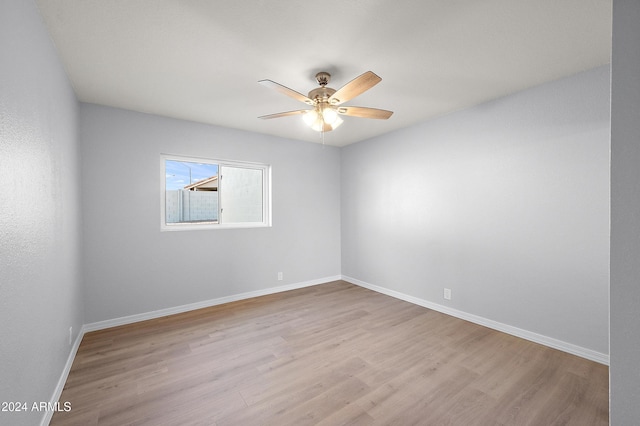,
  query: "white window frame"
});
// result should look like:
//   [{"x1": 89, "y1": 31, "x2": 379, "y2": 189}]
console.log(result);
[{"x1": 160, "y1": 154, "x2": 271, "y2": 231}]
